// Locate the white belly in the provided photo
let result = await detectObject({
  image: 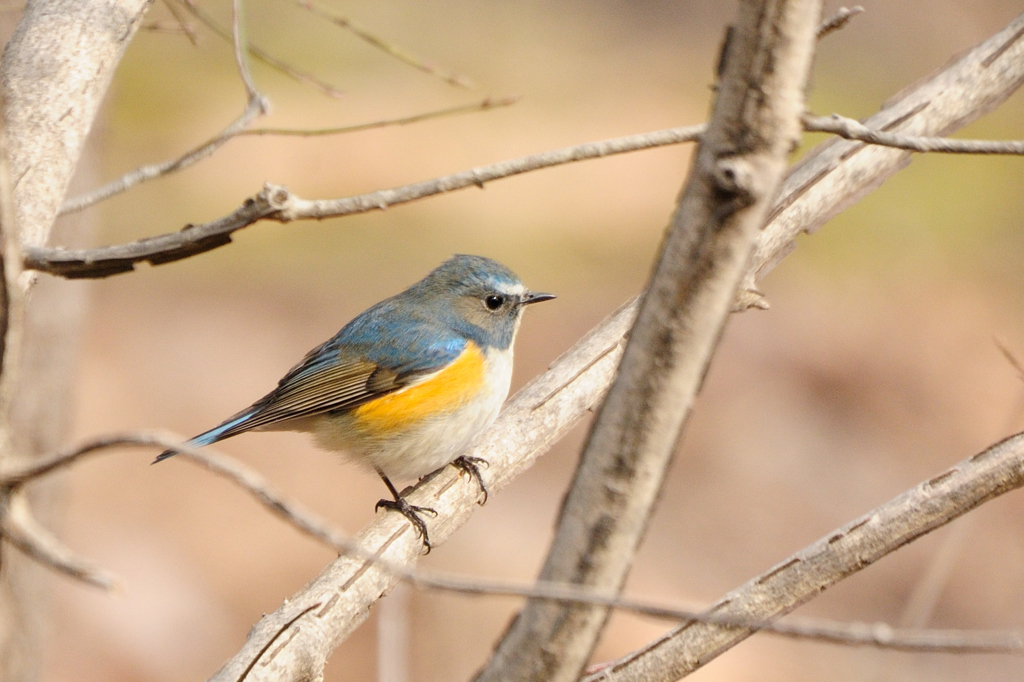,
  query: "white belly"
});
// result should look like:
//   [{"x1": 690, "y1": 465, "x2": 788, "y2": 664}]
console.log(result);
[{"x1": 305, "y1": 347, "x2": 514, "y2": 480}]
